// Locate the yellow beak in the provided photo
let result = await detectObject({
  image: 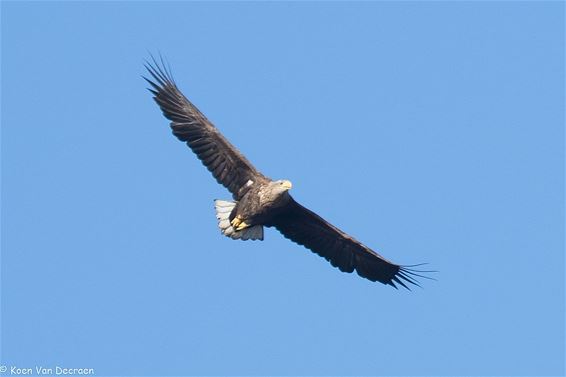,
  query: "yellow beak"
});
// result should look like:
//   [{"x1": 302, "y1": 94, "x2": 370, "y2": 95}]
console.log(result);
[{"x1": 282, "y1": 180, "x2": 293, "y2": 190}]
